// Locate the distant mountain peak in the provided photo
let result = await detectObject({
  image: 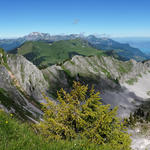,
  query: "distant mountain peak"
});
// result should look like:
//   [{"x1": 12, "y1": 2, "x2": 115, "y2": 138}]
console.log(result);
[
  {"x1": 28, "y1": 32, "x2": 50, "y2": 36},
  {"x1": 1, "y1": 32, "x2": 149, "y2": 61},
  {"x1": 28, "y1": 32, "x2": 43, "y2": 36},
  {"x1": 24, "y1": 32, "x2": 51, "y2": 41}
]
